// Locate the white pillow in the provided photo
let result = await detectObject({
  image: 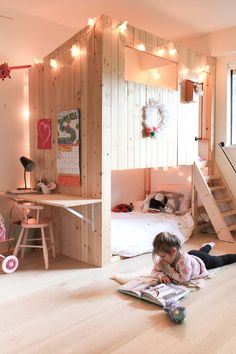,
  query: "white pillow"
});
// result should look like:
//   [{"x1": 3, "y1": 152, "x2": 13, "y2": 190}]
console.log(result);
[
  {"x1": 132, "y1": 200, "x2": 144, "y2": 212},
  {"x1": 156, "y1": 184, "x2": 191, "y2": 211},
  {"x1": 143, "y1": 184, "x2": 191, "y2": 212}
]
